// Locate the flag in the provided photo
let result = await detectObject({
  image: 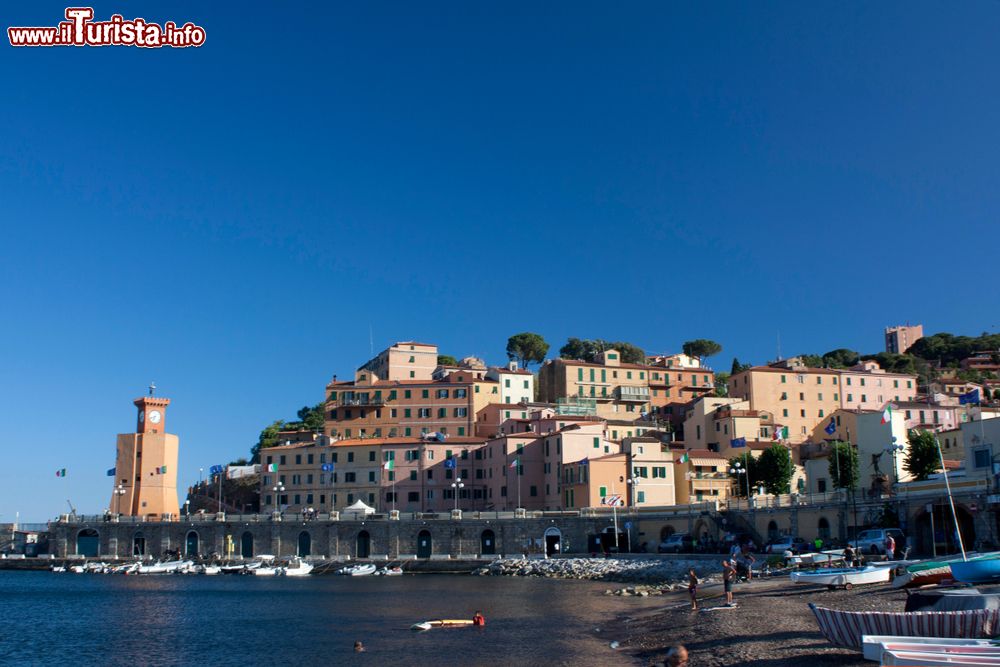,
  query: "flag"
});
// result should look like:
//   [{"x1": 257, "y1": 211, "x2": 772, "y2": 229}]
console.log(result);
[
  {"x1": 772, "y1": 427, "x2": 781, "y2": 441},
  {"x1": 881, "y1": 404, "x2": 893, "y2": 424},
  {"x1": 676, "y1": 452, "x2": 689, "y2": 464},
  {"x1": 322, "y1": 463, "x2": 335, "y2": 472},
  {"x1": 824, "y1": 419, "x2": 837, "y2": 435},
  {"x1": 601, "y1": 494, "x2": 624, "y2": 507},
  {"x1": 781, "y1": 426, "x2": 789, "y2": 440},
  {"x1": 209, "y1": 464, "x2": 224, "y2": 475},
  {"x1": 730, "y1": 437, "x2": 746, "y2": 448},
  {"x1": 444, "y1": 458, "x2": 456, "y2": 469},
  {"x1": 959, "y1": 389, "x2": 981, "y2": 405},
  {"x1": 510, "y1": 458, "x2": 519, "y2": 469},
  {"x1": 156, "y1": 465, "x2": 167, "y2": 474},
  {"x1": 106, "y1": 467, "x2": 116, "y2": 476},
  {"x1": 267, "y1": 463, "x2": 278, "y2": 472},
  {"x1": 55, "y1": 468, "x2": 66, "y2": 477},
  {"x1": 580, "y1": 458, "x2": 589, "y2": 466},
  {"x1": 382, "y1": 460, "x2": 392, "y2": 471}
]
